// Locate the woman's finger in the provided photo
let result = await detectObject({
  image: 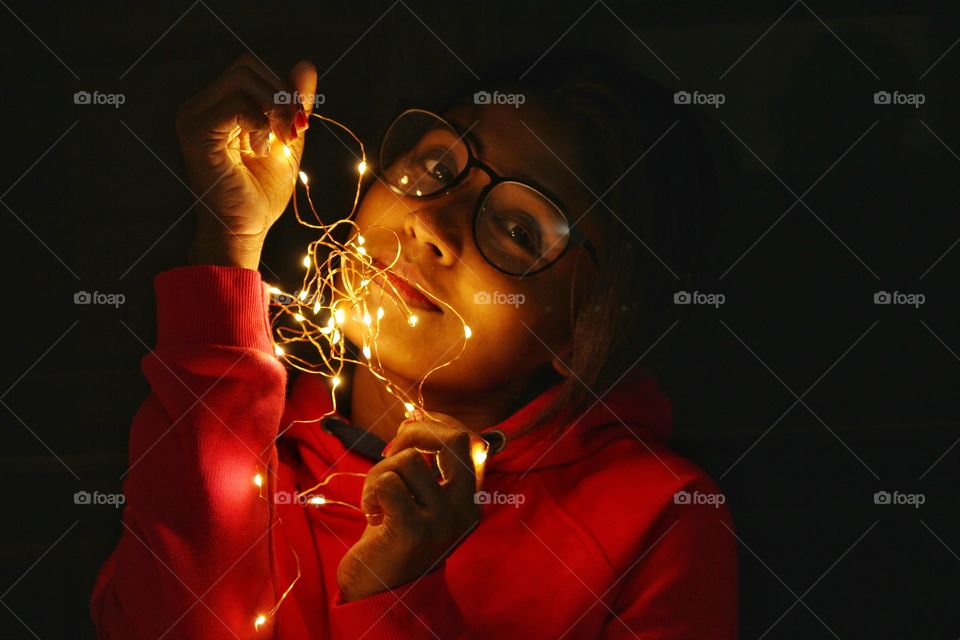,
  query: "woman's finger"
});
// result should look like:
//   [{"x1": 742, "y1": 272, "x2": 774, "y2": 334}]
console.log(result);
[
  {"x1": 362, "y1": 470, "x2": 416, "y2": 526},
  {"x1": 367, "y1": 448, "x2": 444, "y2": 508},
  {"x1": 387, "y1": 421, "x2": 476, "y2": 504},
  {"x1": 185, "y1": 92, "x2": 273, "y2": 156}
]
